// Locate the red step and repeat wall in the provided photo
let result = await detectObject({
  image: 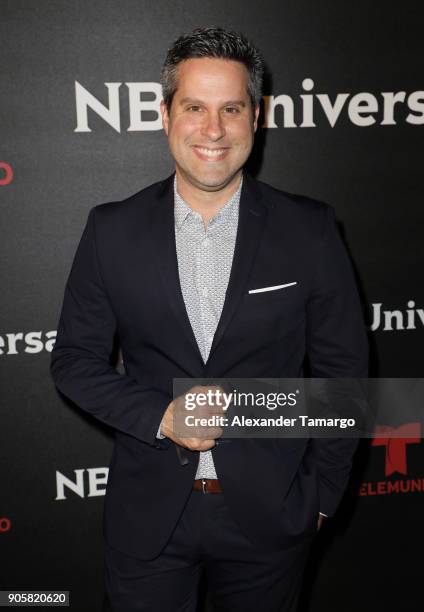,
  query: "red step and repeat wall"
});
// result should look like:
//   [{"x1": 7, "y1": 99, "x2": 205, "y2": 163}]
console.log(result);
[{"x1": 1, "y1": 2, "x2": 423, "y2": 610}]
